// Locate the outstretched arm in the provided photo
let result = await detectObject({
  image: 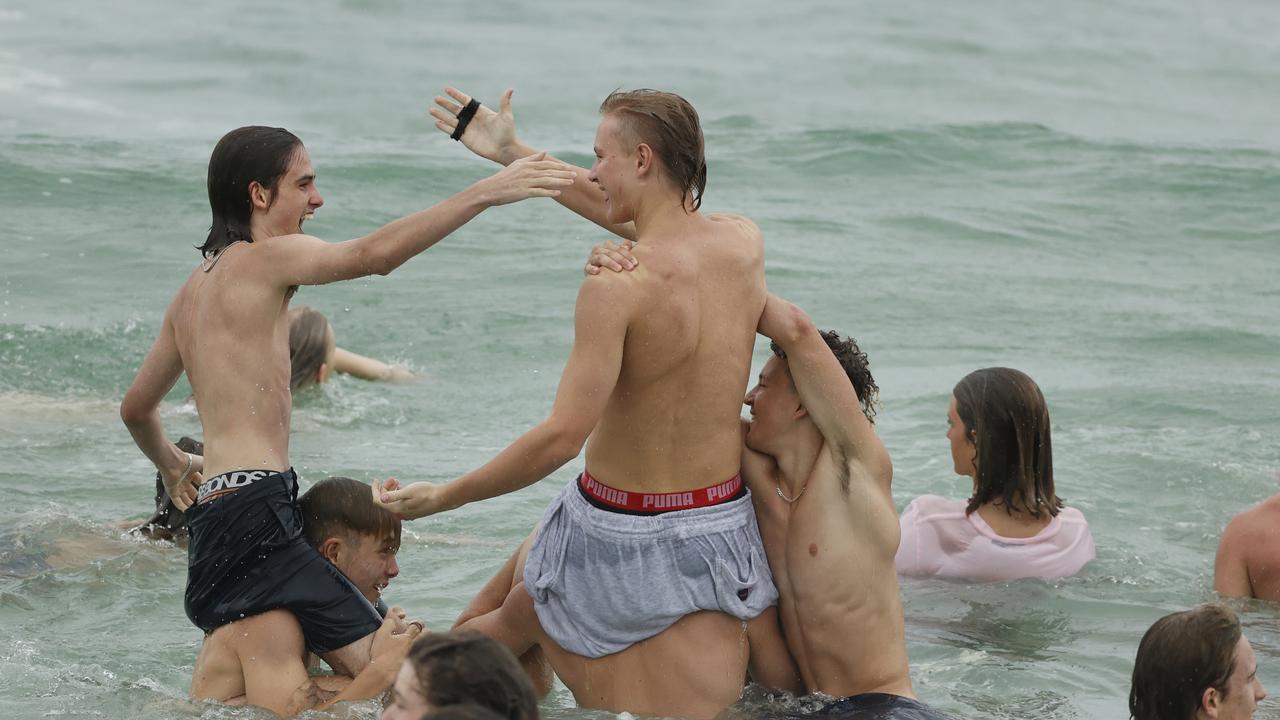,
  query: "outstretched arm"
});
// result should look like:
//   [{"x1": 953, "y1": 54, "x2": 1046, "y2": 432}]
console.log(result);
[
  {"x1": 260, "y1": 153, "x2": 575, "y2": 288},
  {"x1": 332, "y1": 347, "x2": 414, "y2": 382},
  {"x1": 432, "y1": 86, "x2": 636, "y2": 241},
  {"x1": 120, "y1": 307, "x2": 203, "y2": 510},
  {"x1": 756, "y1": 294, "x2": 890, "y2": 490},
  {"x1": 375, "y1": 274, "x2": 631, "y2": 519}
]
